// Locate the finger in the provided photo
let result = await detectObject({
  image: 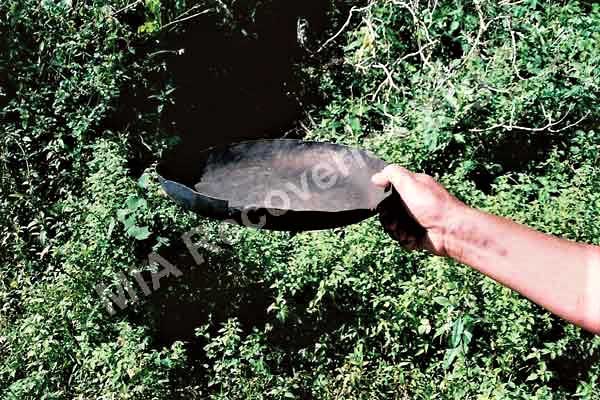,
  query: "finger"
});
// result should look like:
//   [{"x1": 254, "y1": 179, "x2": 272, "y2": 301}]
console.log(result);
[
  {"x1": 386, "y1": 221, "x2": 398, "y2": 233},
  {"x1": 404, "y1": 238, "x2": 419, "y2": 251},
  {"x1": 394, "y1": 230, "x2": 409, "y2": 242},
  {"x1": 414, "y1": 173, "x2": 436, "y2": 185},
  {"x1": 372, "y1": 165, "x2": 415, "y2": 192},
  {"x1": 420, "y1": 235, "x2": 437, "y2": 254},
  {"x1": 371, "y1": 172, "x2": 390, "y2": 188},
  {"x1": 382, "y1": 165, "x2": 415, "y2": 191},
  {"x1": 397, "y1": 235, "x2": 418, "y2": 250}
]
